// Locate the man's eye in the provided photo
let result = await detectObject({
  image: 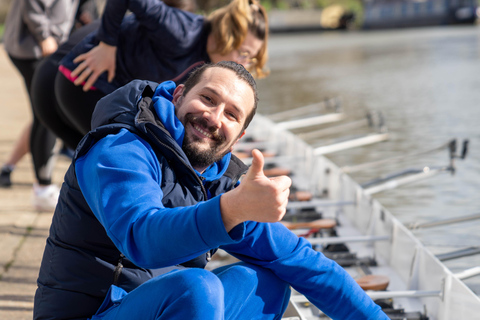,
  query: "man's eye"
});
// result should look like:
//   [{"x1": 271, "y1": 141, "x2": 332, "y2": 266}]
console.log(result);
[
  {"x1": 226, "y1": 112, "x2": 238, "y2": 121},
  {"x1": 201, "y1": 95, "x2": 213, "y2": 103}
]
